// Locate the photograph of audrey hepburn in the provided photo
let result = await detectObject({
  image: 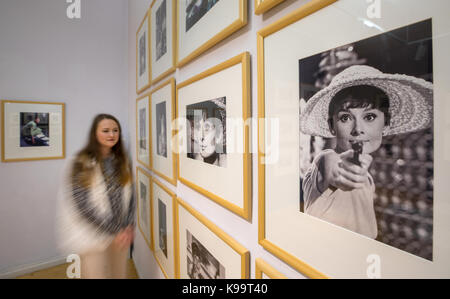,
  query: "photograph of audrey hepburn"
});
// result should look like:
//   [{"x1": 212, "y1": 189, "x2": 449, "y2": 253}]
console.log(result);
[
  {"x1": 155, "y1": 0, "x2": 167, "y2": 61},
  {"x1": 185, "y1": 0, "x2": 220, "y2": 32},
  {"x1": 299, "y1": 19, "x2": 433, "y2": 261},
  {"x1": 186, "y1": 97, "x2": 226, "y2": 167}
]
